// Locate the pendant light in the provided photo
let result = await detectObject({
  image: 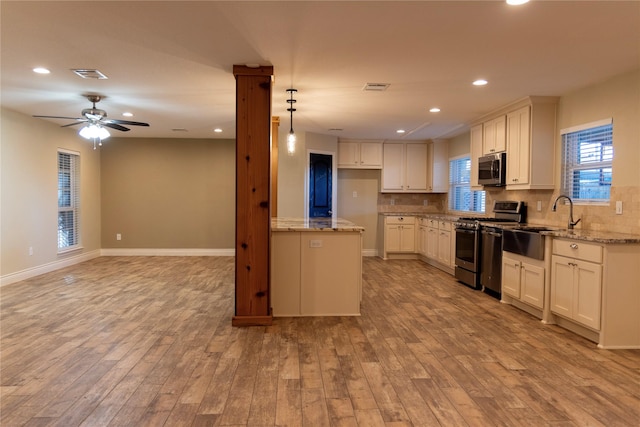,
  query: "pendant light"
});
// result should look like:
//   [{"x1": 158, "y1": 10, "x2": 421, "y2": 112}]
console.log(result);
[{"x1": 286, "y1": 88, "x2": 297, "y2": 155}]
